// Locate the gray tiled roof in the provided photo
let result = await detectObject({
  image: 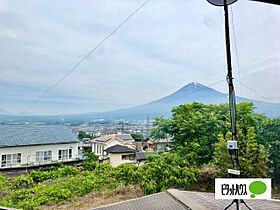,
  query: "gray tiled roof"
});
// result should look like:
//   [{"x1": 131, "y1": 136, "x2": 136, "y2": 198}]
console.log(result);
[
  {"x1": 153, "y1": 138, "x2": 172, "y2": 143},
  {"x1": 92, "y1": 191, "x2": 187, "y2": 210},
  {"x1": 105, "y1": 145, "x2": 135, "y2": 153},
  {"x1": 0, "y1": 125, "x2": 78, "y2": 147},
  {"x1": 92, "y1": 189, "x2": 280, "y2": 210},
  {"x1": 136, "y1": 152, "x2": 157, "y2": 160}
]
